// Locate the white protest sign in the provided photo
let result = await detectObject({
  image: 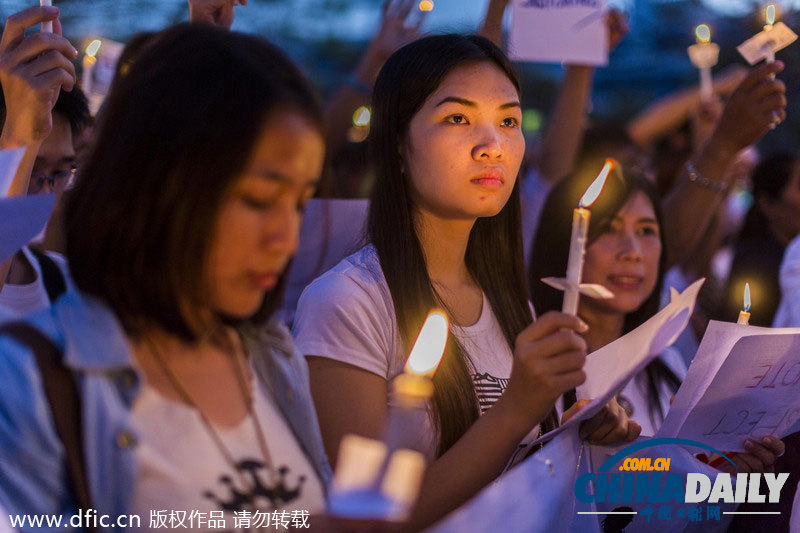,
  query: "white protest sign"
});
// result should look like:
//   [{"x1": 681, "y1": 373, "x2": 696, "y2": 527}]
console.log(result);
[
  {"x1": 0, "y1": 194, "x2": 57, "y2": 263},
  {"x1": 509, "y1": 0, "x2": 608, "y2": 66},
  {"x1": 659, "y1": 327, "x2": 800, "y2": 451},
  {"x1": 0, "y1": 147, "x2": 25, "y2": 197},
  {"x1": 430, "y1": 425, "x2": 584, "y2": 533},
  {"x1": 659, "y1": 321, "x2": 800, "y2": 440},
  {"x1": 531, "y1": 279, "x2": 703, "y2": 446}
]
